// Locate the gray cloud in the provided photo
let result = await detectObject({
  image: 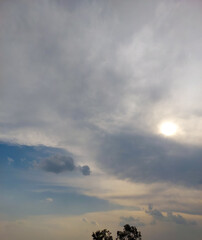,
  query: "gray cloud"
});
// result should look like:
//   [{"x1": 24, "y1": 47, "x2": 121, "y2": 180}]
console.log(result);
[
  {"x1": 38, "y1": 155, "x2": 75, "y2": 173},
  {"x1": 91, "y1": 220, "x2": 99, "y2": 226},
  {"x1": 79, "y1": 165, "x2": 91, "y2": 176},
  {"x1": 120, "y1": 216, "x2": 145, "y2": 227},
  {"x1": 97, "y1": 133, "x2": 202, "y2": 187},
  {"x1": 82, "y1": 217, "x2": 88, "y2": 223},
  {"x1": 1, "y1": 0, "x2": 202, "y2": 148},
  {"x1": 35, "y1": 155, "x2": 91, "y2": 176},
  {"x1": 146, "y1": 205, "x2": 197, "y2": 226}
]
